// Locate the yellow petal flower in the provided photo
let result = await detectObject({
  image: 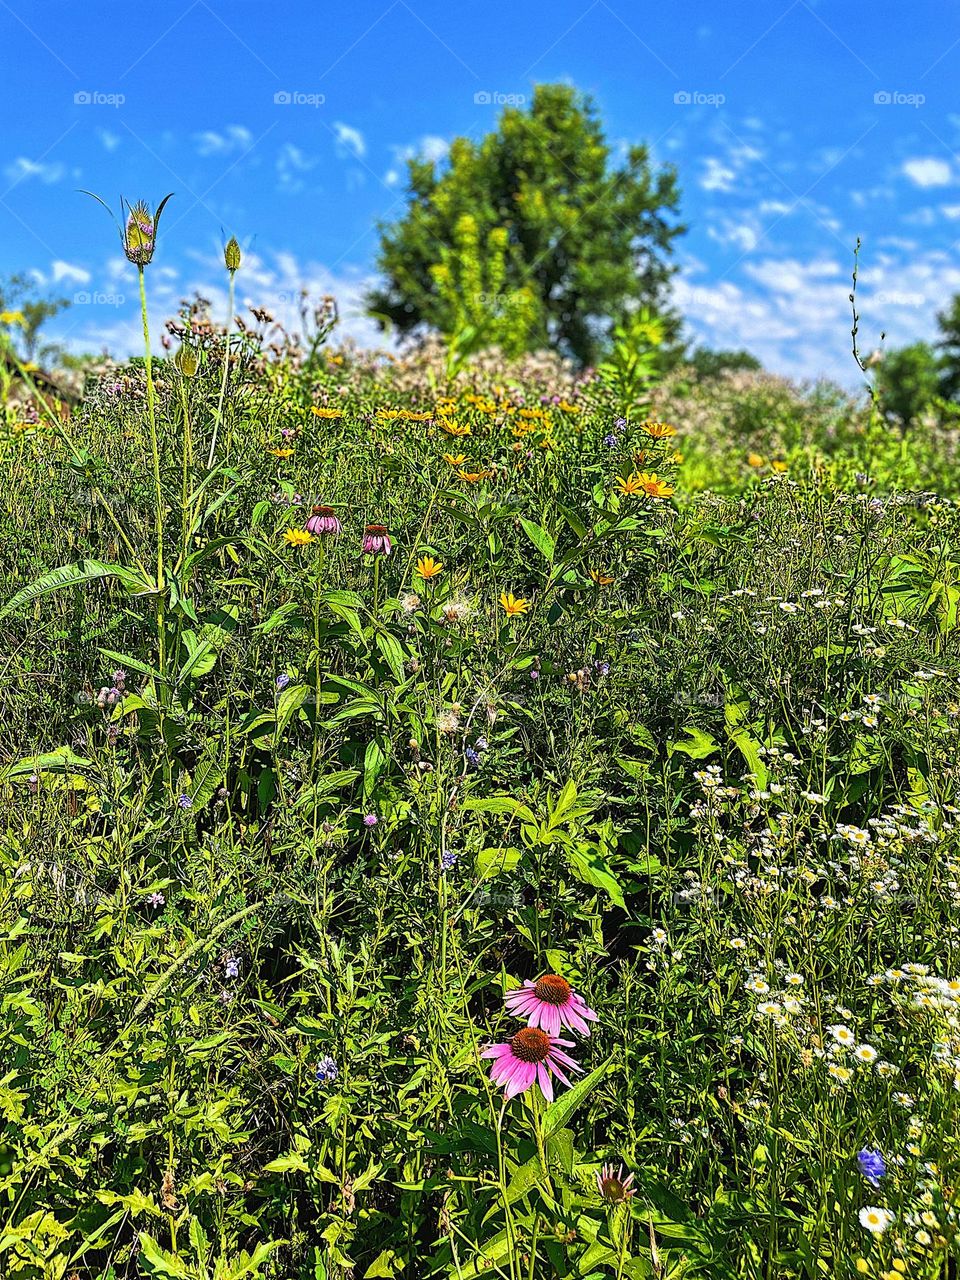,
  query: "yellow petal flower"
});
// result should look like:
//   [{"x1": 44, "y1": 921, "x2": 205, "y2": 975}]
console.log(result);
[
  {"x1": 500, "y1": 591, "x2": 530, "y2": 617},
  {"x1": 284, "y1": 528, "x2": 313, "y2": 546},
  {"x1": 416, "y1": 556, "x2": 444, "y2": 579}
]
